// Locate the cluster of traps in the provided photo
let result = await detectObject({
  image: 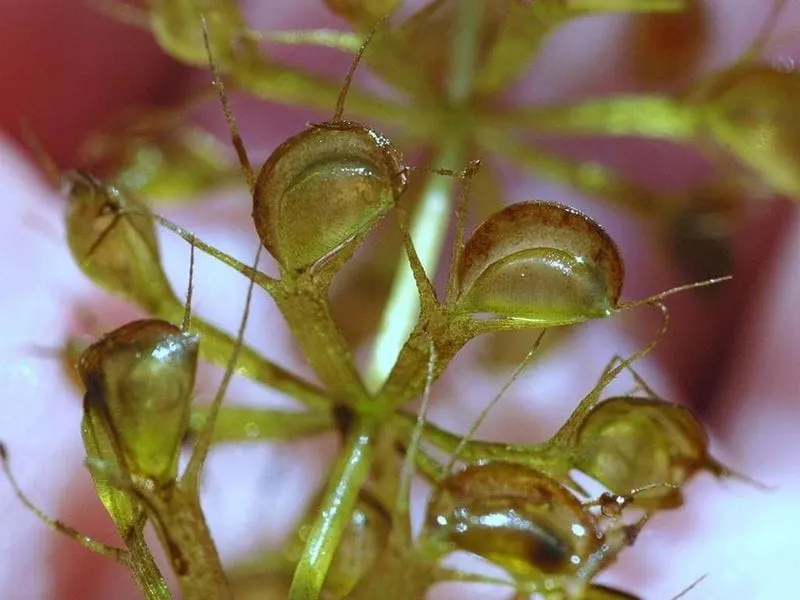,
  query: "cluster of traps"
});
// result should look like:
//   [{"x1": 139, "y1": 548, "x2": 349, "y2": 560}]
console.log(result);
[{"x1": 3, "y1": 1, "x2": 784, "y2": 599}]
